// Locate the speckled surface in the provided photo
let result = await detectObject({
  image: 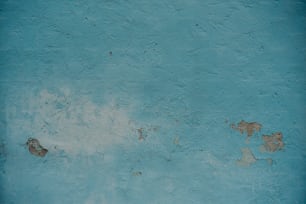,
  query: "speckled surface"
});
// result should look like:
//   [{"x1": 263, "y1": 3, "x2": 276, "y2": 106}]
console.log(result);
[{"x1": 0, "y1": 1, "x2": 306, "y2": 203}]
